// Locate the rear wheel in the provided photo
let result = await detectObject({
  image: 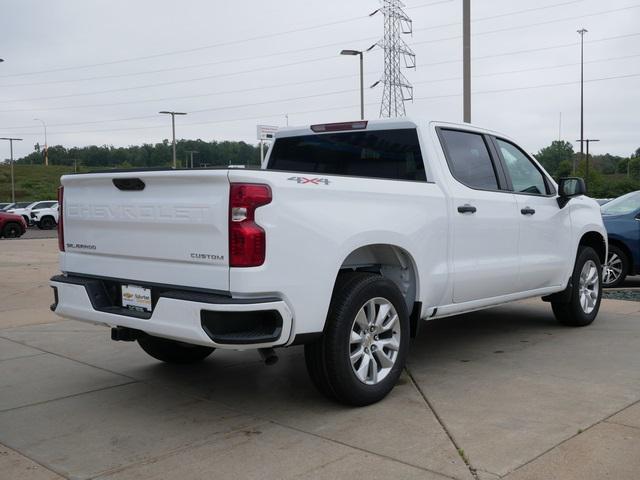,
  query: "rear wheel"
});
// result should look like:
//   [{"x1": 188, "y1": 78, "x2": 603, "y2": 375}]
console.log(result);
[
  {"x1": 137, "y1": 335, "x2": 215, "y2": 364},
  {"x1": 602, "y1": 245, "x2": 628, "y2": 288},
  {"x1": 2, "y1": 222, "x2": 22, "y2": 238},
  {"x1": 304, "y1": 272, "x2": 410, "y2": 406},
  {"x1": 552, "y1": 246, "x2": 602, "y2": 327}
]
